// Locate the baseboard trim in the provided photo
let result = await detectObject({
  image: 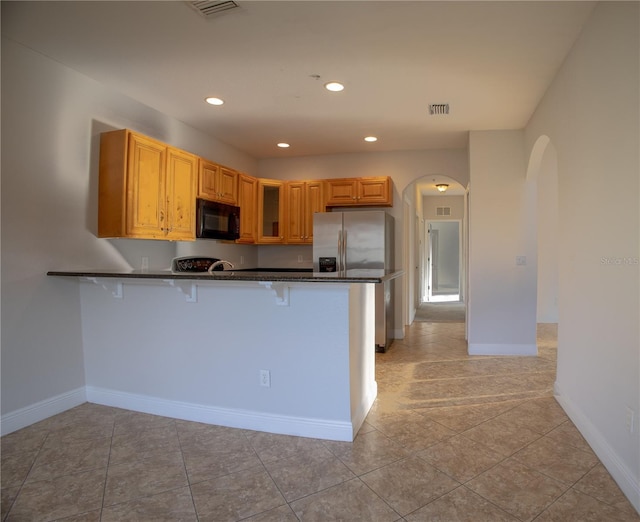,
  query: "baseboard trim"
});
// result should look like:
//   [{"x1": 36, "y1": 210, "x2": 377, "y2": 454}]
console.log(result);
[
  {"x1": 1, "y1": 387, "x2": 87, "y2": 436},
  {"x1": 86, "y1": 386, "x2": 355, "y2": 442},
  {"x1": 555, "y1": 383, "x2": 640, "y2": 514},
  {"x1": 468, "y1": 343, "x2": 538, "y2": 356}
]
